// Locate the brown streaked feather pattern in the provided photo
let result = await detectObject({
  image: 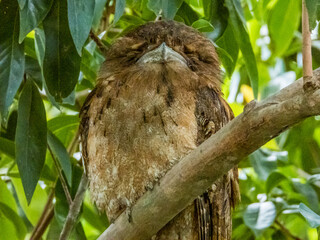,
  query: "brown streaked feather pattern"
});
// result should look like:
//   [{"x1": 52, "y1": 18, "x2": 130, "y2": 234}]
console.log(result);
[{"x1": 80, "y1": 20, "x2": 239, "y2": 239}]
